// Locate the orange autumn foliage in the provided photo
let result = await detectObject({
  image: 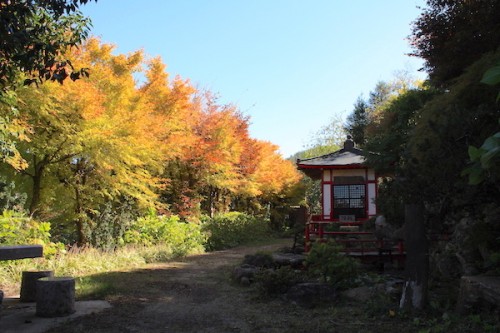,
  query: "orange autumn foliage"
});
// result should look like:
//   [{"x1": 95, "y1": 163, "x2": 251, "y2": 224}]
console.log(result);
[{"x1": 5, "y1": 37, "x2": 302, "y2": 222}]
